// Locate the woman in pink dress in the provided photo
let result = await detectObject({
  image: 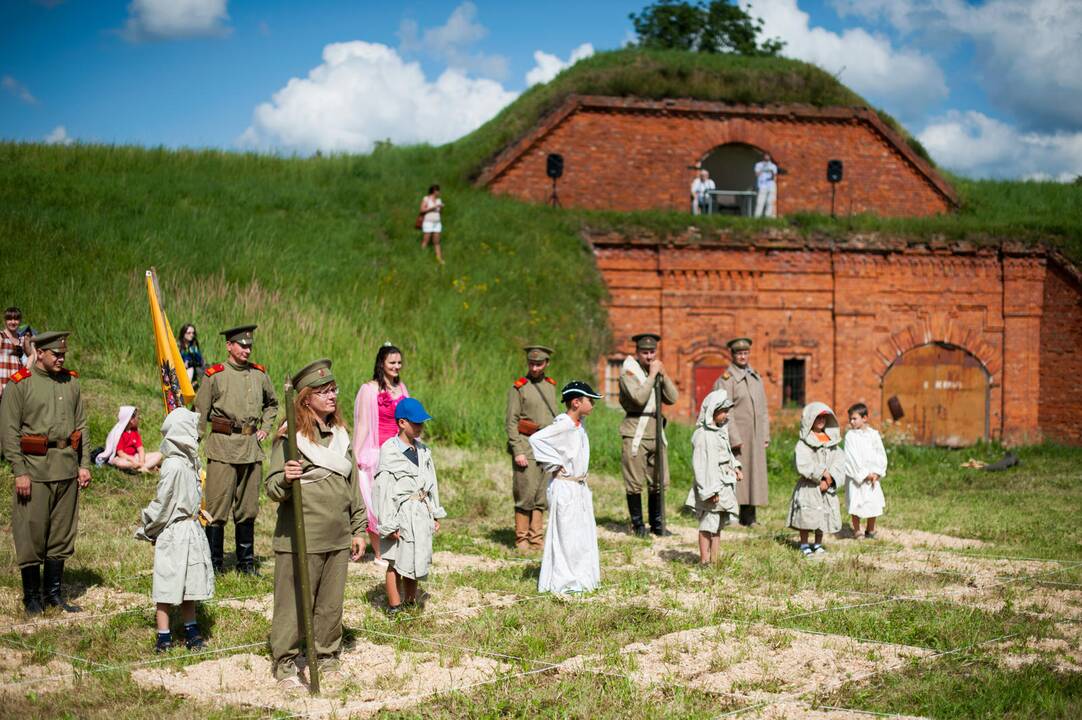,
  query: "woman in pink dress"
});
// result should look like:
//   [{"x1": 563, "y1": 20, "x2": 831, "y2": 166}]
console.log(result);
[{"x1": 352, "y1": 343, "x2": 409, "y2": 564}]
